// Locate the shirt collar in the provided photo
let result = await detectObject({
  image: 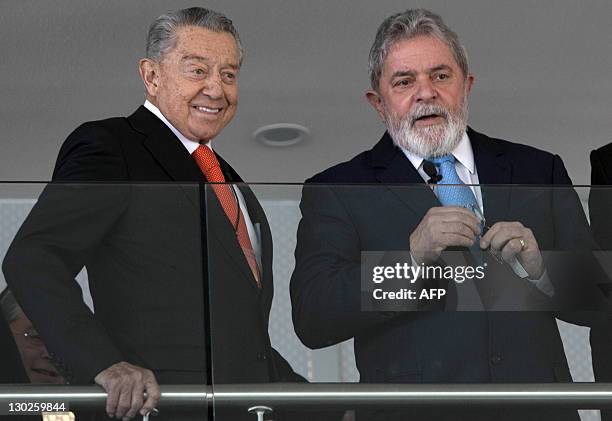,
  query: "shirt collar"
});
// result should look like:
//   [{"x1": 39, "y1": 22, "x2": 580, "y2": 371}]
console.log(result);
[
  {"x1": 399, "y1": 132, "x2": 474, "y2": 174},
  {"x1": 453, "y1": 132, "x2": 475, "y2": 174},
  {"x1": 143, "y1": 100, "x2": 212, "y2": 154}
]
